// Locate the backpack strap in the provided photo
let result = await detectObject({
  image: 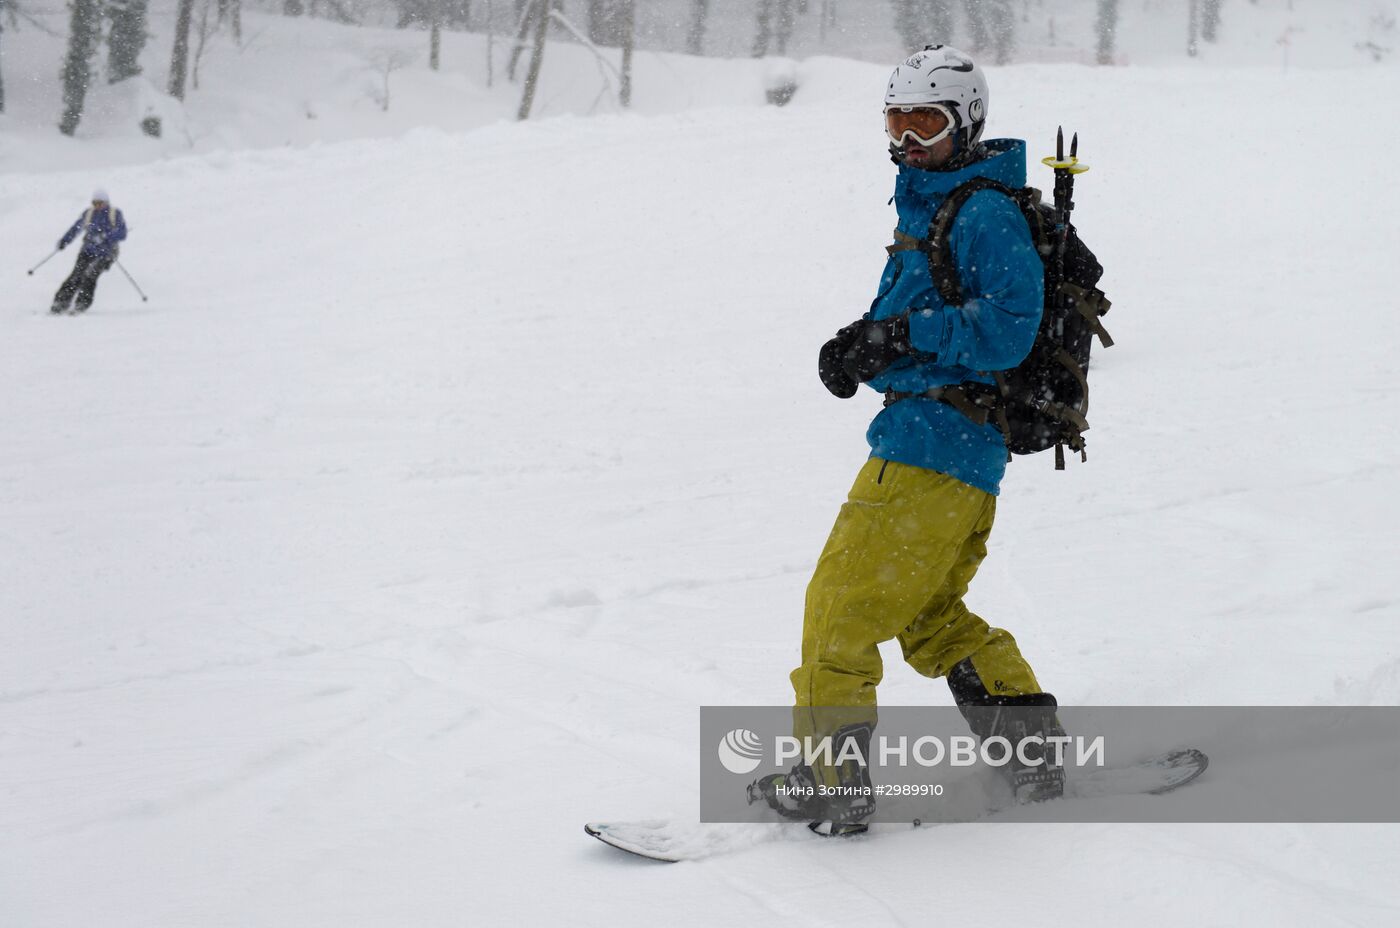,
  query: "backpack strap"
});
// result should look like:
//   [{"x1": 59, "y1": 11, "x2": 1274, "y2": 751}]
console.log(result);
[
  {"x1": 1061, "y1": 280, "x2": 1115, "y2": 348},
  {"x1": 925, "y1": 177, "x2": 1018, "y2": 305},
  {"x1": 886, "y1": 179, "x2": 1046, "y2": 305}
]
